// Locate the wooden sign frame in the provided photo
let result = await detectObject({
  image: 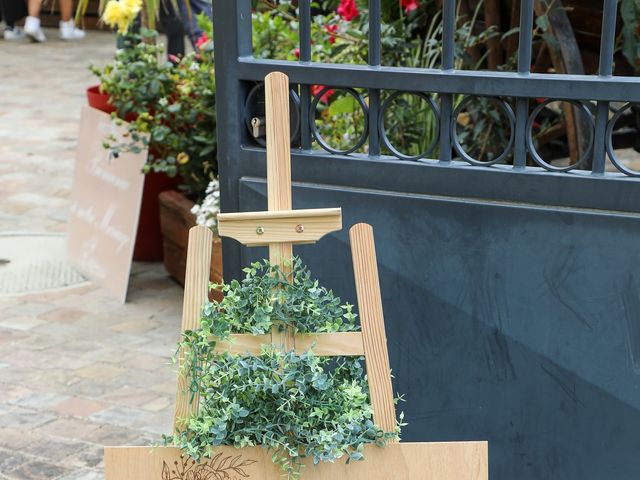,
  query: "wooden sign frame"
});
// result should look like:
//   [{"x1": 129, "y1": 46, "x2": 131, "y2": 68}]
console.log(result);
[{"x1": 104, "y1": 73, "x2": 488, "y2": 479}]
